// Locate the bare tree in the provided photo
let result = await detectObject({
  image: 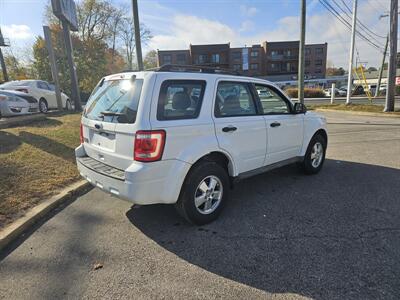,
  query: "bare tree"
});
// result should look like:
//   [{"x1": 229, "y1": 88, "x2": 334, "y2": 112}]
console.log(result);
[{"x1": 119, "y1": 17, "x2": 152, "y2": 70}]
